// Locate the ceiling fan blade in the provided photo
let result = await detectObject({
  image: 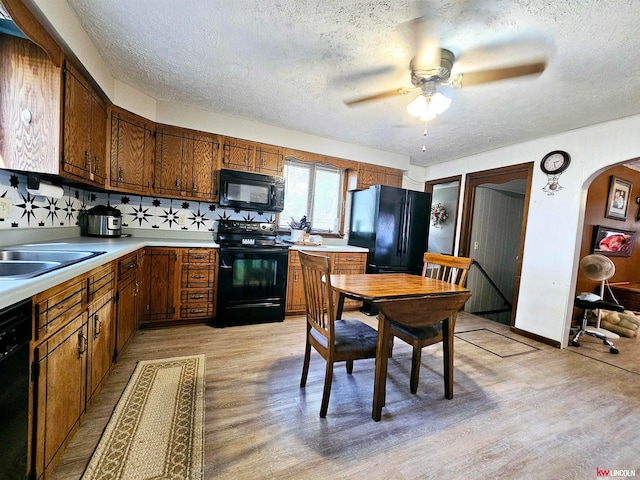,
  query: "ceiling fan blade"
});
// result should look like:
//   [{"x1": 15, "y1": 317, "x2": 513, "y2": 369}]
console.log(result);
[
  {"x1": 408, "y1": 16, "x2": 441, "y2": 70},
  {"x1": 344, "y1": 87, "x2": 413, "y2": 106},
  {"x1": 458, "y1": 61, "x2": 546, "y2": 87}
]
